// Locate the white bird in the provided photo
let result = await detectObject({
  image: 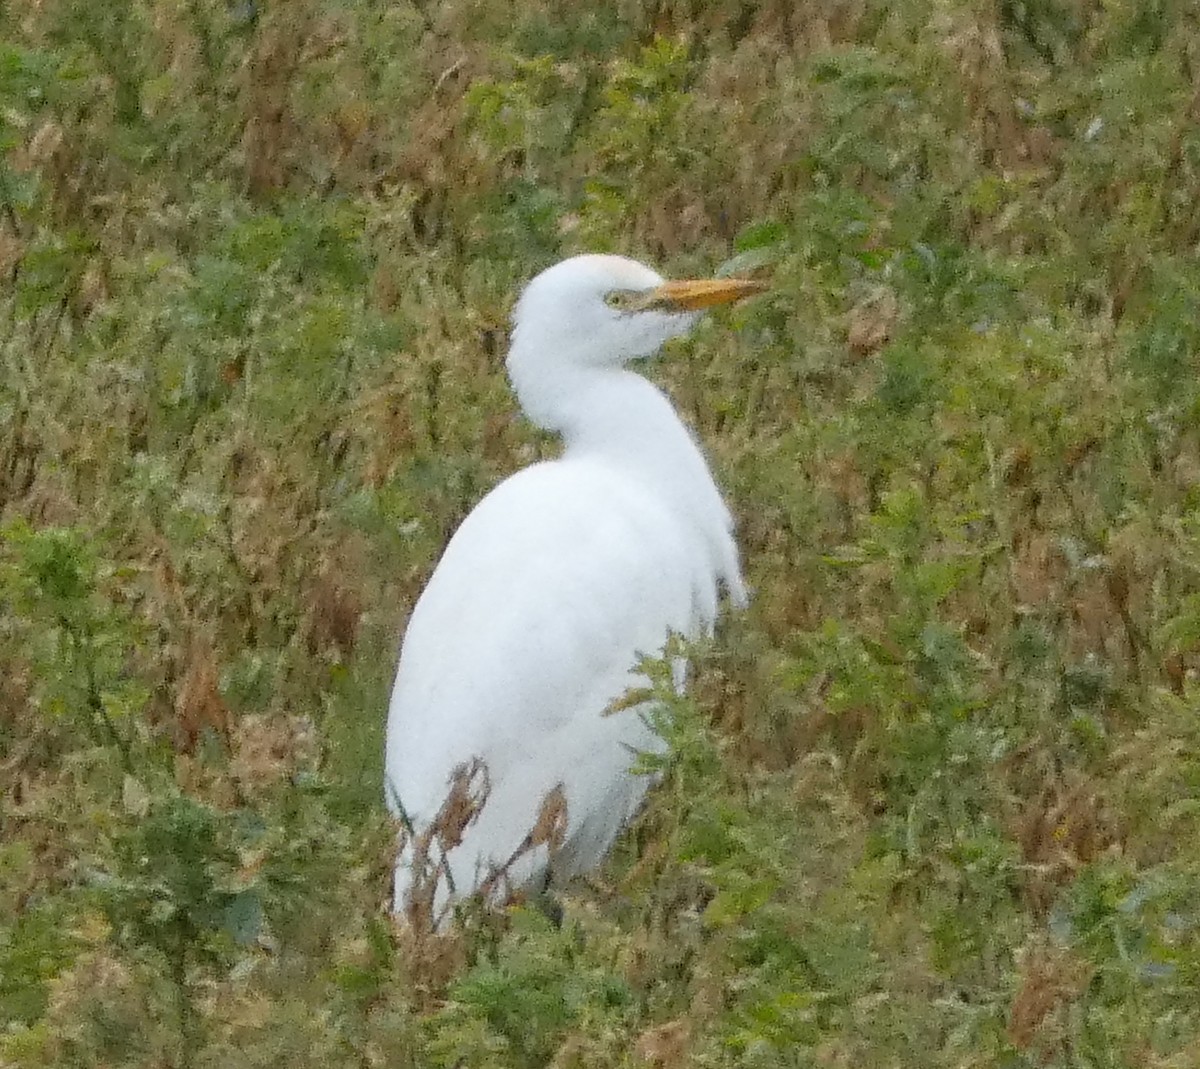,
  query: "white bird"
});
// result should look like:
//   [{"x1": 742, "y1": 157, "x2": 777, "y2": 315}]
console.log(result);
[{"x1": 384, "y1": 253, "x2": 763, "y2": 929}]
